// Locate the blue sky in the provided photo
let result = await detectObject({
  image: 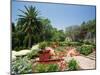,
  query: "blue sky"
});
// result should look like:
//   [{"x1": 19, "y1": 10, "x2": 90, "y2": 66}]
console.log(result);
[{"x1": 12, "y1": 1, "x2": 96, "y2": 30}]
